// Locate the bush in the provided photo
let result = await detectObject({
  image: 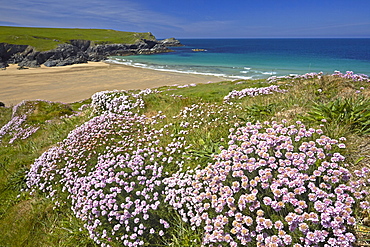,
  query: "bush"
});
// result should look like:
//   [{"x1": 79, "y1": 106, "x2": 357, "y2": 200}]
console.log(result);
[
  {"x1": 164, "y1": 121, "x2": 370, "y2": 246},
  {"x1": 24, "y1": 84, "x2": 370, "y2": 246}
]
